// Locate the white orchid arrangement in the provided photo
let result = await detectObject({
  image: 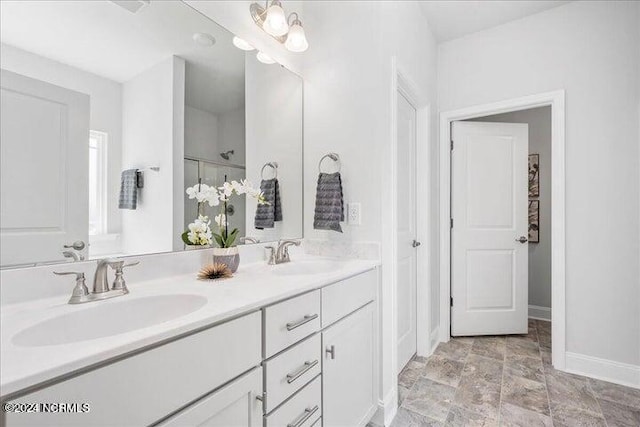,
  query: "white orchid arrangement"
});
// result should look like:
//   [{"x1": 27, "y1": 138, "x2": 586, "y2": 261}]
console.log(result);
[
  {"x1": 184, "y1": 215, "x2": 213, "y2": 246},
  {"x1": 183, "y1": 180, "x2": 267, "y2": 248}
]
